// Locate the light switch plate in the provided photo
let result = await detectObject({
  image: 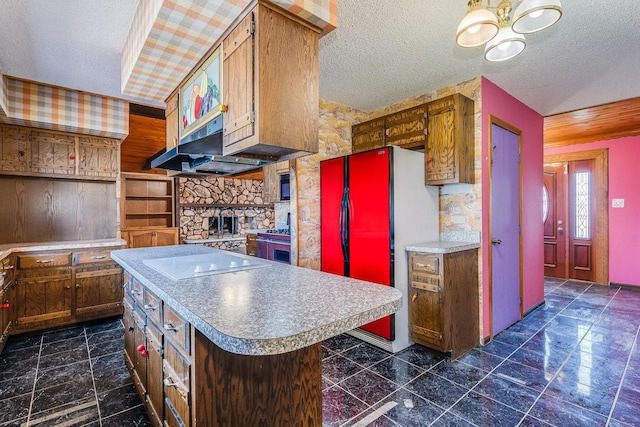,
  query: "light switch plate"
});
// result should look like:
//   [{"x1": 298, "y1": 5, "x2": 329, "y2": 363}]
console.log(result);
[{"x1": 612, "y1": 198, "x2": 625, "y2": 208}]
